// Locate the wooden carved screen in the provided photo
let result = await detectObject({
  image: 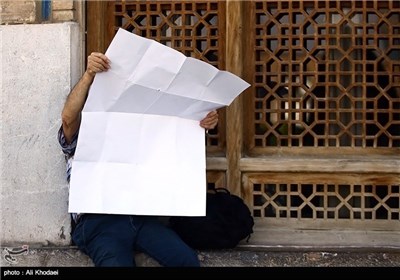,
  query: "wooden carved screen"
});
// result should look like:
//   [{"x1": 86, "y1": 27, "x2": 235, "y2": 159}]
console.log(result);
[
  {"x1": 245, "y1": 0, "x2": 399, "y2": 153},
  {"x1": 87, "y1": 0, "x2": 400, "y2": 243},
  {"x1": 242, "y1": 0, "x2": 399, "y2": 231}
]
